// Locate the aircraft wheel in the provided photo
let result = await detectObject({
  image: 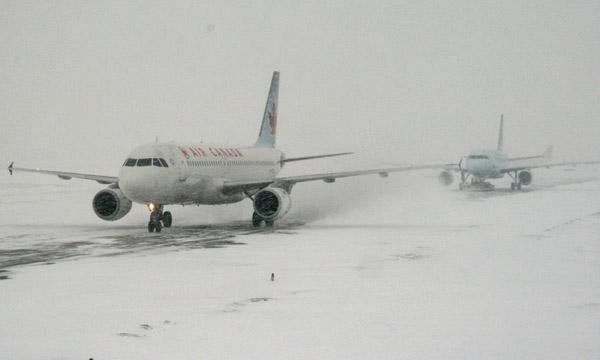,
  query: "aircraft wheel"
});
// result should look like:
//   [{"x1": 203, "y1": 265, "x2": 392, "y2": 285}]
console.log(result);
[
  {"x1": 252, "y1": 212, "x2": 263, "y2": 227},
  {"x1": 510, "y1": 183, "x2": 515, "y2": 190},
  {"x1": 162, "y1": 211, "x2": 172, "y2": 228},
  {"x1": 148, "y1": 222, "x2": 155, "y2": 233},
  {"x1": 517, "y1": 183, "x2": 522, "y2": 191},
  {"x1": 155, "y1": 222, "x2": 162, "y2": 233},
  {"x1": 265, "y1": 220, "x2": 274, "y2": 227}
]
